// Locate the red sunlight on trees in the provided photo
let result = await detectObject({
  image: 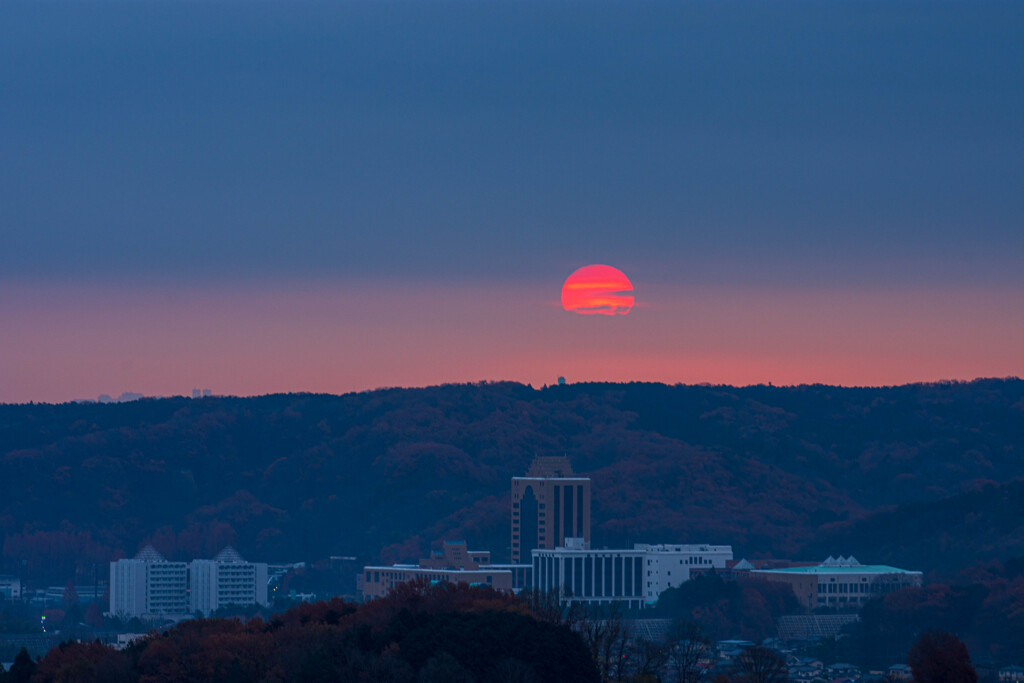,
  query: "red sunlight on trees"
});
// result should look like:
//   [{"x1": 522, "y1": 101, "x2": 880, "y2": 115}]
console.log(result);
[{"x1": 561, "y1": 265, "x2": 634, "y2": 316}]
